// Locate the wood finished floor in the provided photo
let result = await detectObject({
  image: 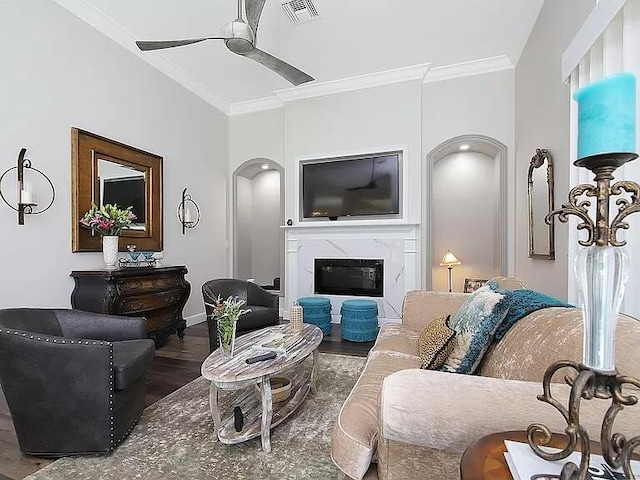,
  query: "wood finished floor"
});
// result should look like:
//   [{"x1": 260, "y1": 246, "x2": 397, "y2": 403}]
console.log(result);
[{"x1": 0, "y1": 322, "x2": 372, "y2": 480}]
